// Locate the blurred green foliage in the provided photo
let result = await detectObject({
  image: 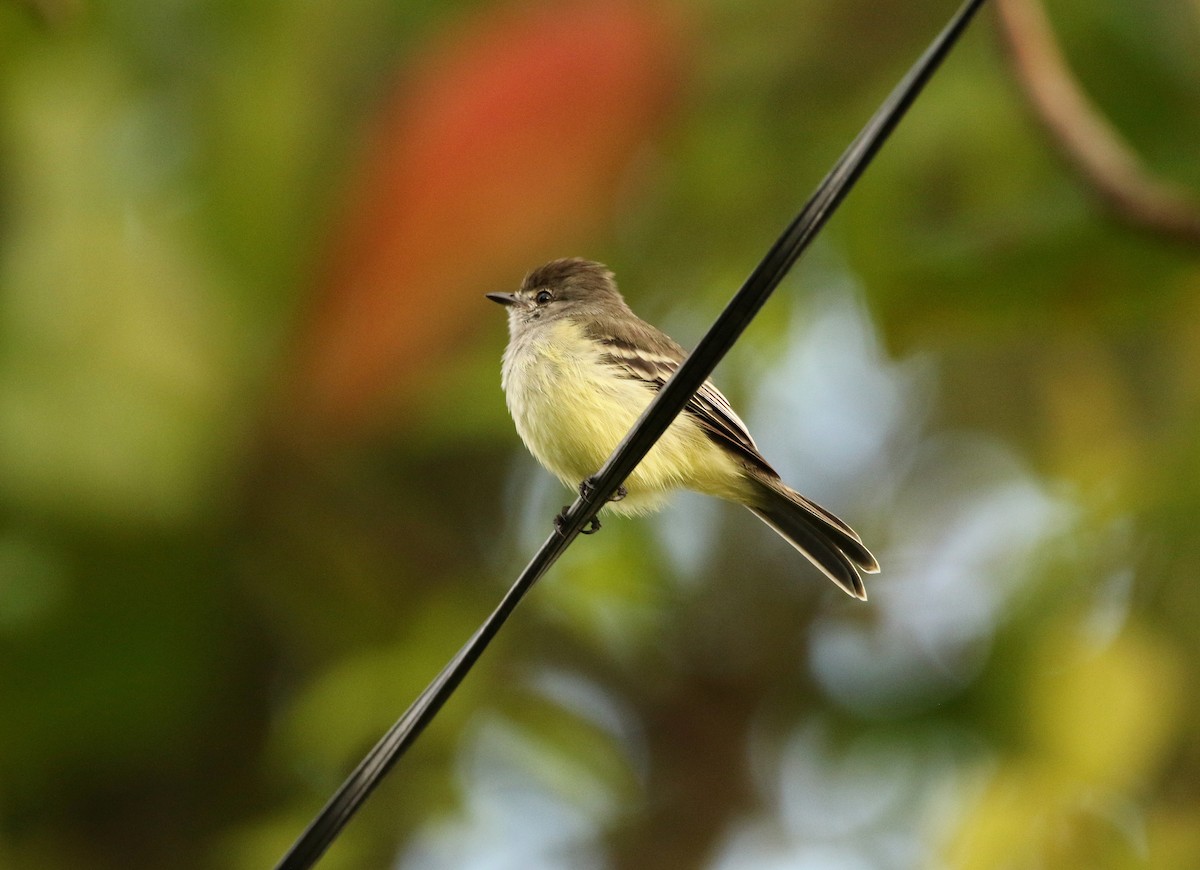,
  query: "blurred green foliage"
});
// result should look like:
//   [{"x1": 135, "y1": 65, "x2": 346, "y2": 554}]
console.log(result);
[{"x1": 1, "y1": 0, "x2": 1199, "y2": 868}]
